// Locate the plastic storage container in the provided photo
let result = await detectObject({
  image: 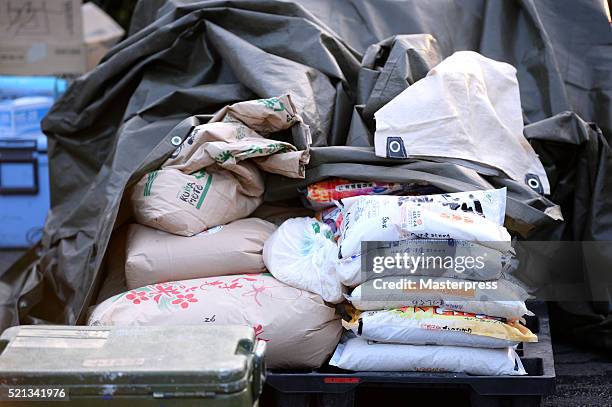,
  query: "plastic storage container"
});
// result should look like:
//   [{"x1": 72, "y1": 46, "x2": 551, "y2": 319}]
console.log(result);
[
  {"x1": 0, "y1": 97, "x2": 53, "y2": 137},
  {"x1": 0, "y1": 76, "x2": 67, "y2": 100},
  {"x1": 0, "y1": 133, "x2": 50, "y2": 248},
  {"x1": 0, "y1": 325, "x2": 266, "y2": 406}
]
